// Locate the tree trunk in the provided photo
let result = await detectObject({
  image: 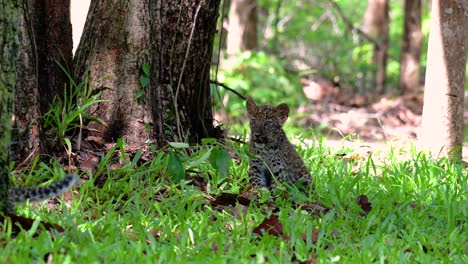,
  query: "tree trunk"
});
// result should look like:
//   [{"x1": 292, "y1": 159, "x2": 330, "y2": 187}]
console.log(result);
[
  {"x1": 227, "y1": 0, "x2": 257, "y2": 54},
  {"x1": 13, "y1": 0, "x2": 73, "y2": 161},
  {"x1": 75, "y1": 0, "x2": 219, "y2": 148},
  {"x1": 399, "y1": 0, "x2": 422, "y2": 95},
  {"x1": 419, "y1": 0, "x2": 466, "y2": 160},
  {"x1": 0, "y1": 0, "x2": 20, "y2": 214},
  {"x1": 149, "y1": 0, "x2": 220, "y2": 147},
  {"x1": 363, "y1": 0, "x2": 389, "y2": 95},
  {"x1": 74, "y1": 0, "x2": 152, "y2": 146}
]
